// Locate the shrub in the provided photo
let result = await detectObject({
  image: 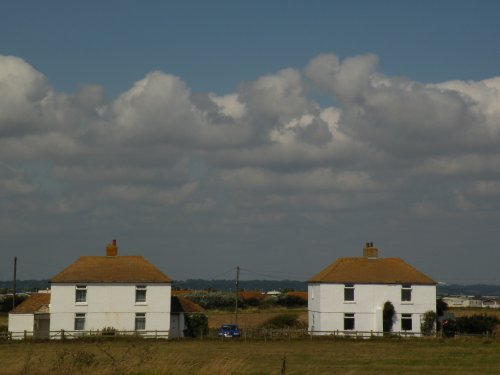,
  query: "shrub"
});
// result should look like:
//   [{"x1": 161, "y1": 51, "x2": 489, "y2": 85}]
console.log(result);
[
  {"x1": 421, "y1": 311, "x2": 436, "y2": 336},
  {"x1": 101, "y1": 326, "x2": 117, "y2": 336},
  {"x1": 260, "y1": 313, "x2": 305, "y2": 329},
  {"x1": 184, "y1": 291, "x2": 240, "y2": 310},
  {"x1": 455, "y1": 315, "x2": 499, "y2": 334},
  {"x1": 276, "y1": 295, "x2": 307, "y2": 308},
  {"x1": 383, "y1": 301, "x2": 395, "y2": 332},
  {"x1": 436, "y1": 298, "x2": 448, "y2": 317},
  {"x1": 184, "y1": 313, "x2": 209, "y2": 337},
  {"x1": 0, "y1": 295, "x2": 27, "y2": 312}
]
